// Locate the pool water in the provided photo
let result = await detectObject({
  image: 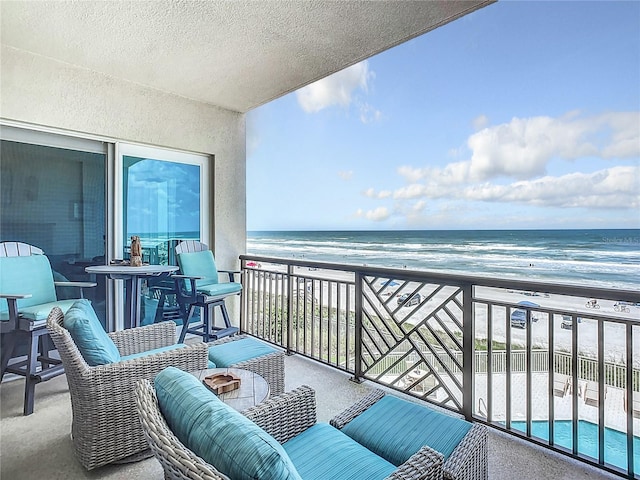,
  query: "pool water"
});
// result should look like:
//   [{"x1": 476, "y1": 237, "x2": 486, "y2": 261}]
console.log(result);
[{"x1": 511, "y1": 420, "x2": 640, "y2": 471}]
